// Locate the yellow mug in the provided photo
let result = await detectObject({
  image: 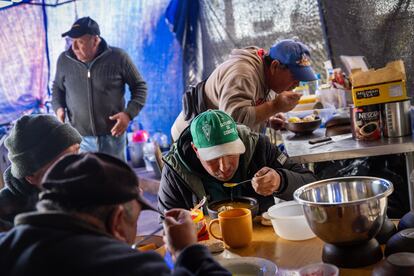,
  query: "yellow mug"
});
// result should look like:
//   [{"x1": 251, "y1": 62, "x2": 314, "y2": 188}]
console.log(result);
[{"x1": 208, "y1": 208, "x2": 252, "y2": 248}]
